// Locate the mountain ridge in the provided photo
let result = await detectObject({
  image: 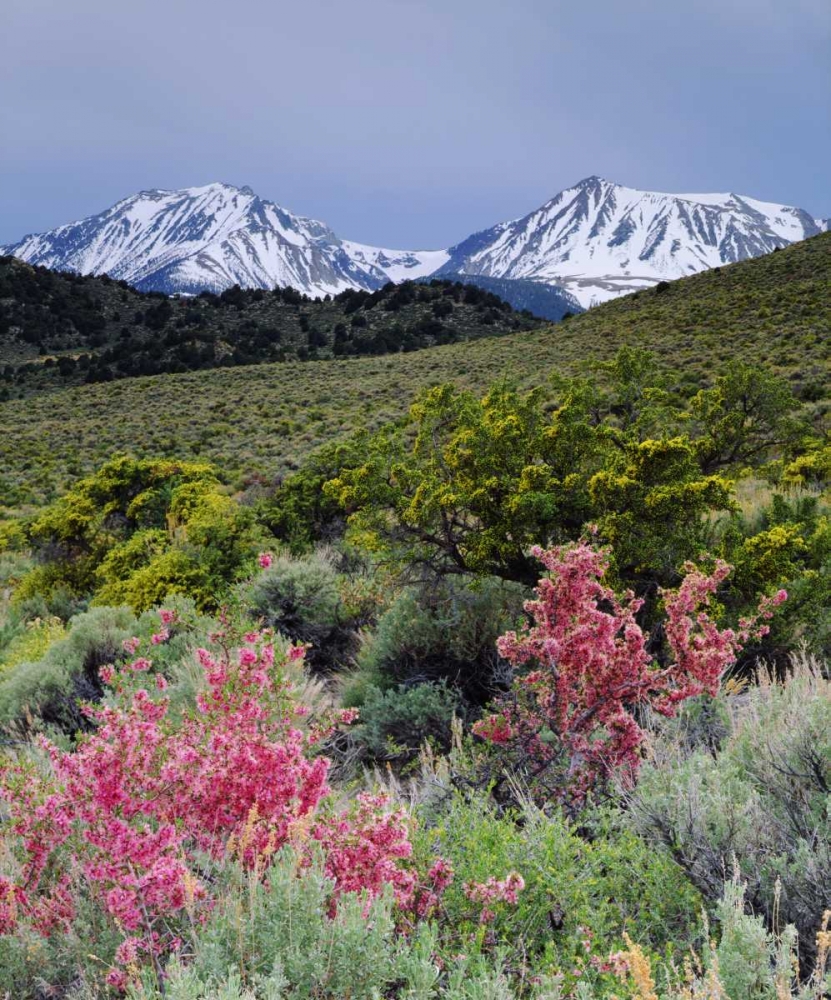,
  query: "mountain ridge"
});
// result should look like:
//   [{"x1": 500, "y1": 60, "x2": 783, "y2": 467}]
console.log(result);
[
  {"x1": 1, "y1": 183, "x2": 450, "y2": 300},
  {"x1": 437, "y1": 175, "x2": 828, "y2": 306},
  {"x1": 0, "y1": 257, "x2": 549, "y2": 394},
  {"x1": 2, "y1": 177, "x2": 826, "y2": 309}
]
